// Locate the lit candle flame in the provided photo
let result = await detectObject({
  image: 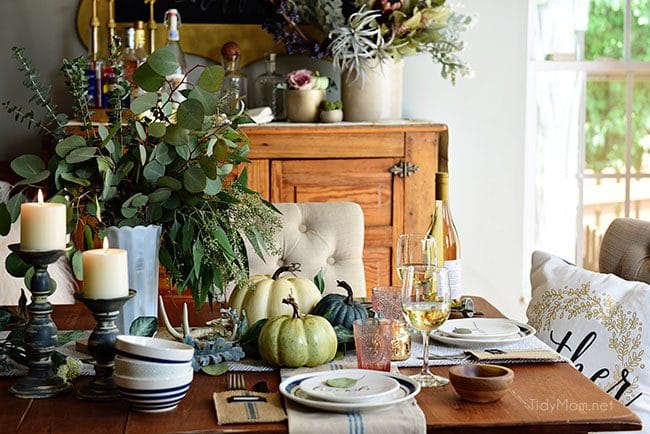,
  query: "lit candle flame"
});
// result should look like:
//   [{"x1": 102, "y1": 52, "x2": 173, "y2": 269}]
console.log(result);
[
  {"x1": 37, "y1": 189, "x2": 44, "y2": 205},
  {"x1": 103, "y1": 237, "x2": 109, "y2": 253}
]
